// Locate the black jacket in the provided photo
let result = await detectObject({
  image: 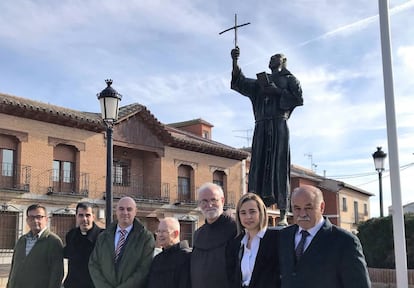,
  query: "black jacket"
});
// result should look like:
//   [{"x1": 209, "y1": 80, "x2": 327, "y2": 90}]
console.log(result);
[
  {"x1": 278, "y1": 218, "x2": 371, "y2": 288},
  {"x1": 147, "y1": 240, "x2": 192, "y2": 288},
  {"x1": 226, "y1": 228, "x2": 280, "y2": 288},
  {"x1": 63, "y1": 223, "x2": 103, "y2": 288}
]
